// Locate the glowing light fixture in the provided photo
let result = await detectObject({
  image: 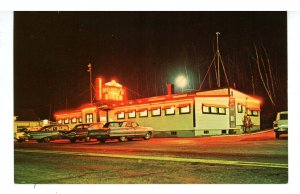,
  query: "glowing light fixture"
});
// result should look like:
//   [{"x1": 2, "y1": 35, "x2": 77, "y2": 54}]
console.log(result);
[{"x1": 175, "y1": 75, "x2": 188, "y2": 92}]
